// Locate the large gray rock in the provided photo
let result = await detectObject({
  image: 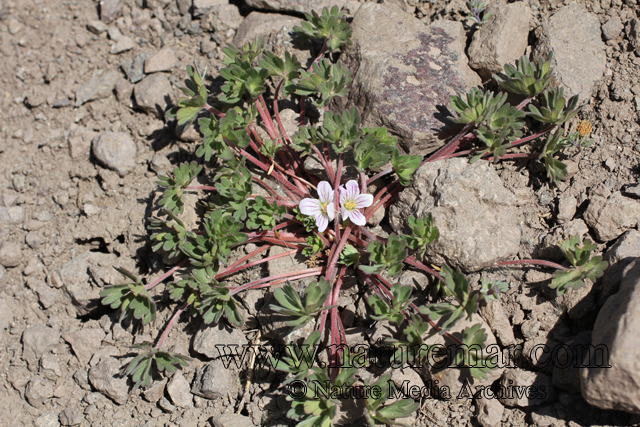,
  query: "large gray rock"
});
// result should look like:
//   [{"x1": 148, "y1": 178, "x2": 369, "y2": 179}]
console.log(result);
[
  {"x1": 233, "y1": 12, "x2": 302, "y2": 46},
  {"x1": 191, "y1": 361, "x2": 239, "y2": 399},
  {"x1": 134, "y1": 73, "x2": 174, "y2": 118},
  {"x1": 0, "y1": 206, "x2": 25, "y2": 225},
  {"x1": 244, "y1": 0, "x2": 347, "y2": 14},
  {"x1": 75, "y1": 70, "x2": 119, "y2": 107},
  {"x1": 0, "y1": 241, "x2": 22, "y2": 267},
  {"x1": 581, "y1": 260, "x2": 640, "y2": 414},
  {"x1": 192, "y1": 323, "x2": 248, "y2": 359},
  {"x1": 498, "y1": 369, "x2": 556, "y2": 407},
  {"x1": 88, "y1": 357, "x2": 129, "y2": 405},
  {"x1": 22, "y1": 326, "x2": 61, "y2": 370},
  {"x1": 92, "y1": 132, "x2": 137, "y2": 177},
  {"x1": 583, "y1": 191, "x2": 640, "y2": 242},
  {"x1": 167, "y1": 372, "x2": 192, "y2": 408},
  {"x1": 62, "y1": 329, "x2": 107, "y2": 366},
  {"x1": 533, "y1": 3, "x2": 605, "y2": 99},
  {"x1": 339, "y1": 3, "x2": 481, "y2": 155},
  {"x1": 201, "y1": 4, "x2": 243, "y2": 34},
  {"x1": 468, "y1": 1, "x2": 532, "y2": 79},
  {"x1": 211, "y1": 414, "x2": 256, "y2": 427},
  {"x1": 476, "y1": 396, "x2": 504, "y2": 427},
  {"x1": 389, "y1": 158, "x2": 521, "y2": 272}
]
